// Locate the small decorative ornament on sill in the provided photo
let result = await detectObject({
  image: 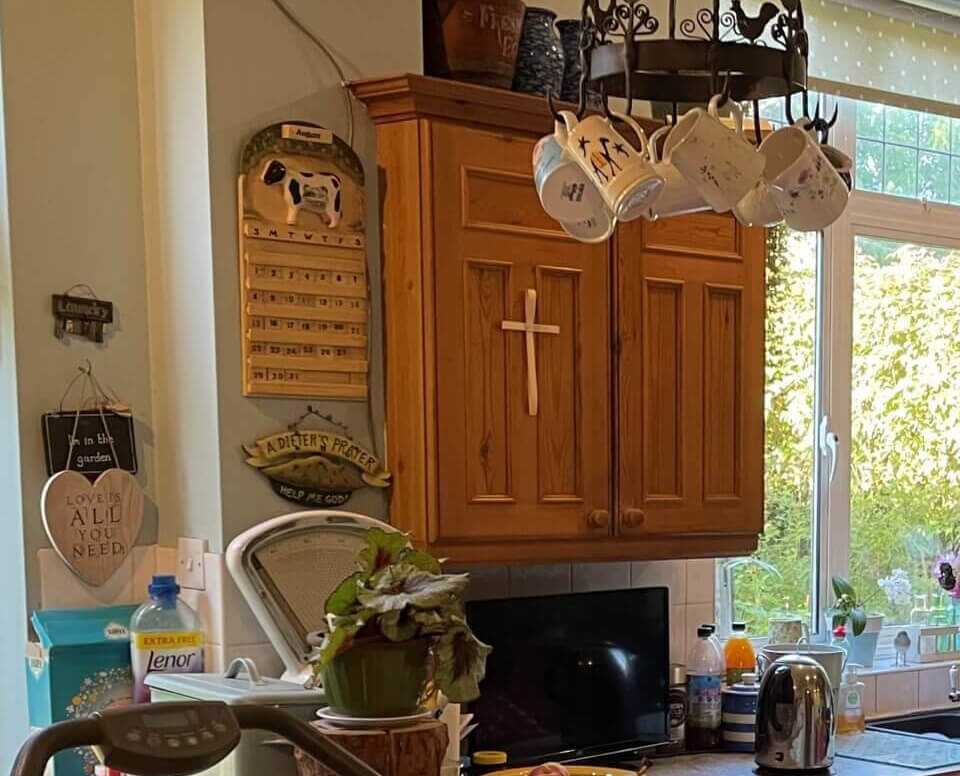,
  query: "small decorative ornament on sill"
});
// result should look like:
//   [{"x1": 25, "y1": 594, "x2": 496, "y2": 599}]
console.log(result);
[
  {"x1": 237, "y1": 121, "x2": 369, "y2": 401},
  {"x1": 40, "y1": 362, "x2": 144, "y2": 587},
  {"x1": 243, "y1": 406, "x2": 391, "y2": 507}
]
